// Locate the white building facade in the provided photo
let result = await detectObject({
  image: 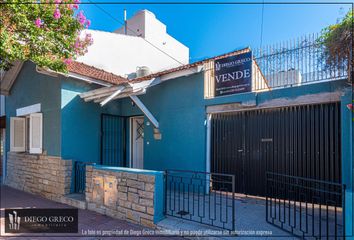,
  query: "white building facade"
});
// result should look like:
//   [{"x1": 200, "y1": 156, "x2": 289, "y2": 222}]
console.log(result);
[{"x1": 77, "y1": 10, "x2": 189, "y2": 79}]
